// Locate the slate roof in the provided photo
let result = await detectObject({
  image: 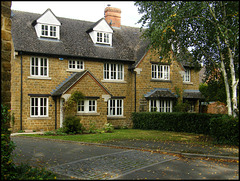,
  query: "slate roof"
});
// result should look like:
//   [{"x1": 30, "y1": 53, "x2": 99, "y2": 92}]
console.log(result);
[
  {"x1": 144, "y1": 88, "x2": 178, "y2": 99},
  {"x1": 51, "y1": 70, "x2": 112, "y2": 96},
  {"x1": 183, "y1": 90, "x2": 204, "y2": 99},
  {"x1": 11, "y1": 10, "x2": 149, "y2": 63}
]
